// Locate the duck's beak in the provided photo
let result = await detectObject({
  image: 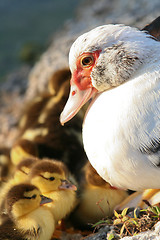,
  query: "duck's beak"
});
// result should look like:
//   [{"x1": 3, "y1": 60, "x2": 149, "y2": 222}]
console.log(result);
[
  {"x1": 59, "y1": 179, "x2": 77, "y2": 191},
  {"x1": 60, "y1": 82, "x2": 97, "y2": 125},
  {"x1": 40, "y1": 195, "x2": 53, "y2": 205}
]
